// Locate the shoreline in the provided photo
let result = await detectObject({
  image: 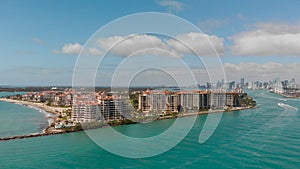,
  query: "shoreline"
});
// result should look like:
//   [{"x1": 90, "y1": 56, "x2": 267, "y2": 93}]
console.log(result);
[
  {"x1": 0, "y1": 98, "x2": 70, "y2": 135},
  {"x1": 0, "y1": 98, "x2": 256, "y2": 141},
  {"x1": 0, "y1": 98, "x2": 68, "y2": 115},
  {"x1": 277, "y1": 93, "x2": 300, "y2": 98},
  {"x1": 157, "y1": 106, "x2": 255, "y2": 120},
  {"x1": 24, "y1": 104, "x2": 55, "y2": 132}
]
